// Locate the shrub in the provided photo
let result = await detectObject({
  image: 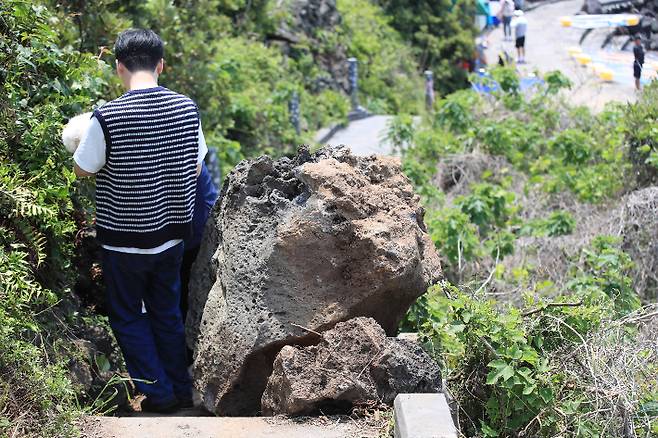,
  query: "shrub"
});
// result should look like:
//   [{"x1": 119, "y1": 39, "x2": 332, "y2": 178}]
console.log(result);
[
  {"x1": 427, "y1": 208, "x2": 480, "y2": 267},
  {"x1": 543, "y1": 70, "x2": 572, "y2": 95},
  {"x1": 0, "y1": 1, "x2": 110, "y2": 435},
  {"x1": 337, "y1": 0, "x2": 423, "y2": 114},
  {"x1": 411, "y1": 238, "x2": 654, "y2": 437},
  {"x1": 548, "y1": 129, "x2": 592, "y2": 165},
  {"x1": 456, "y1": 183, "x2": 516, "y2": 234},
  {"x1": 624, "y1": 82, "x2": 658, "y2": 188},
  {"x1": 404, "y1": 69, "x2": 631, "y2": 205},
  {"x1": 522, "y1": 211, "x2": 576, "y2": 237},
  {"x1": 385, "y1": 114, "x2": 416, "y2": 154},
  {"x1": 400, "y1": 68, "x2": 657, "y2": 437},
  {"x1": 377, "y1": 0, "x2": 478, "y2": 95},
  {"x1": 433, "y1": 89, "x2": 481, "y2": 134}
]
